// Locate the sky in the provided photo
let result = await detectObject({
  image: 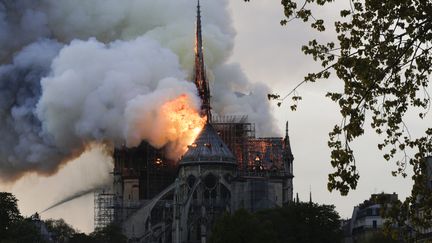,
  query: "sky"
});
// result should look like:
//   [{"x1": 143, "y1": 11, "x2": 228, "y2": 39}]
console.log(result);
[
  {"x1": 228, "y1": 0, "x2": 416, "y2": 212},
  {"x1": 228, "y1": 0, "x2": 423, "y2": 220},
  {"x1": 0, "y1": 0, "x2": 424, "y2": 234}
]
